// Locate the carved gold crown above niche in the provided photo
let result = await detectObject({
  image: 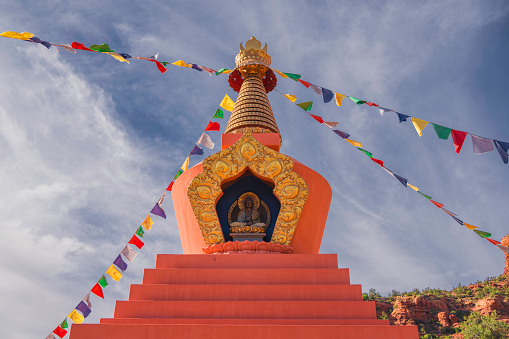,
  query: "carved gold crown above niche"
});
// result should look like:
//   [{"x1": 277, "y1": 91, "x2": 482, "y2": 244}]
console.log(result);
[{"x1": 187, "y1": 133, "x2": 309, "y2": 246}]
